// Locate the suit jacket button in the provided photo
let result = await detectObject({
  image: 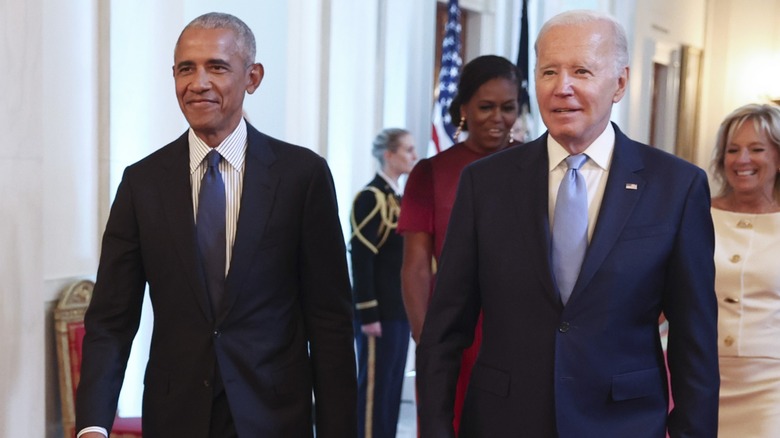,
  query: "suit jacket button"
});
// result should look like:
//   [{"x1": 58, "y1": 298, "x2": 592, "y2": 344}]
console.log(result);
[
  {"x1": 203, "y1": 380, "x2": 210, "y2": 387},
  {"x1": 213, "y1": 330, "x2": 220, "y2": 337},
  {"x1": 559, "y1": 322, "x2": 570, "y2": 333}
]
